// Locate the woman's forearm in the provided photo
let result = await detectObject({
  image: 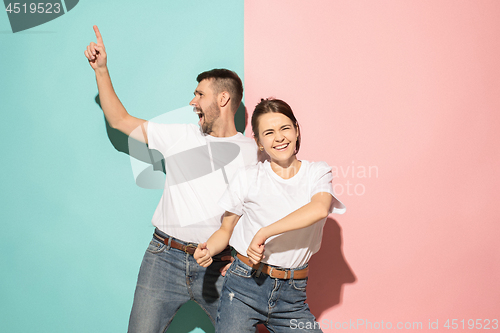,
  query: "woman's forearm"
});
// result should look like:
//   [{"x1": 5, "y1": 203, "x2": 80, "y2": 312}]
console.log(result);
[
  {"x1": 261, "y1": 193, "x2": 332, "y2": 239},
  {"x1": 206, "y1": 211, "x2": 241, "y2": 257},
  {"x1": 205, "y1": 228, "x2": 233, "y2": 257}
]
